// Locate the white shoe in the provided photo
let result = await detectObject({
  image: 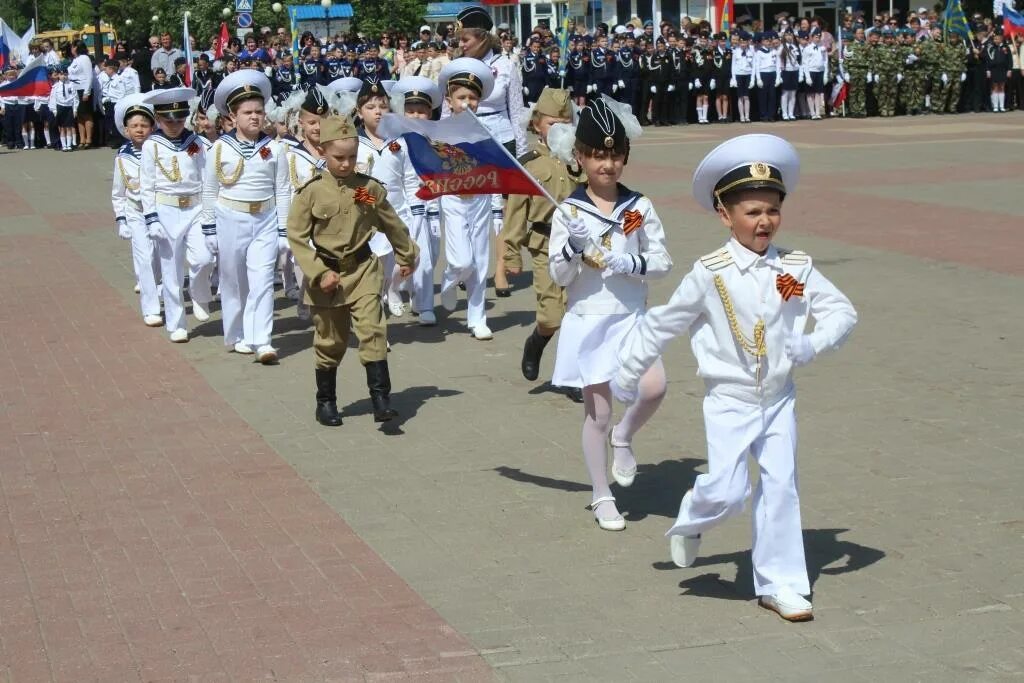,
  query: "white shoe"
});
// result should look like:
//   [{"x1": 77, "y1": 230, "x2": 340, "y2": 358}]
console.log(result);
[
  {"x1": 388, "y1": 299, "x2": 405, "y2": 317},
  {"x1": 296, "y1": 302, "x2": 311, "y2": 321},
  {"x1": 134, "y1": 283, "x2": 141, "y2": 293},
  {"x1": 169, "y1": 328, "x2": 189, "y2": 343},
  {"x1": 256, "y1": 345, "x2": 278, "y2": 364},
  {"x1": 418, "y1": 310, "x2": 436, "y2": 326},
  {"x1": 192, "y1": 300, "x2": 210, "y2": 322},
  {"x1": 440, "y1": 285, "x2": 458, "y2": 312},
  {"x1": 759, "y1": 587, "x2": 814, "y2": 622},
  {"x1": 609, "y1": 431, "x2": 637, "y2": 487},
  {"x1": 285, "y1": 286, "x2": 300, "y2": 301},
  {"x1": 470, "y1": 324, "x2": 493, "y2": 340},
  {"x1": 233, "y1": 342, "x2": 253, "y2": 354},
  {"x1": 588, "y1": 496, "x2": 626, "y2": 531},
  {"x1": 143, "y1": 315, "x2": 163, "y2": 327},
  {"x1": 670, "y1": 533, "x2": 702, "y2": 568}
]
